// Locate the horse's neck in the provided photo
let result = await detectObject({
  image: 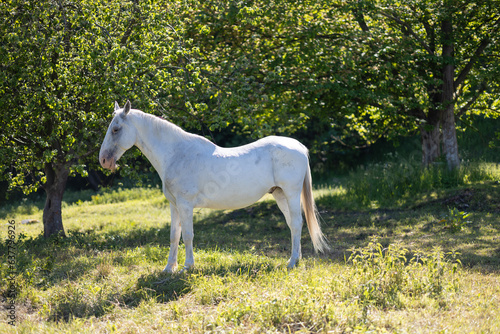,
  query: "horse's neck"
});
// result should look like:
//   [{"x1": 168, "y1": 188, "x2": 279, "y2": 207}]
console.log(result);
[{"x1": 131, "y1": 112, "x2": 210, "y2": 175}]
